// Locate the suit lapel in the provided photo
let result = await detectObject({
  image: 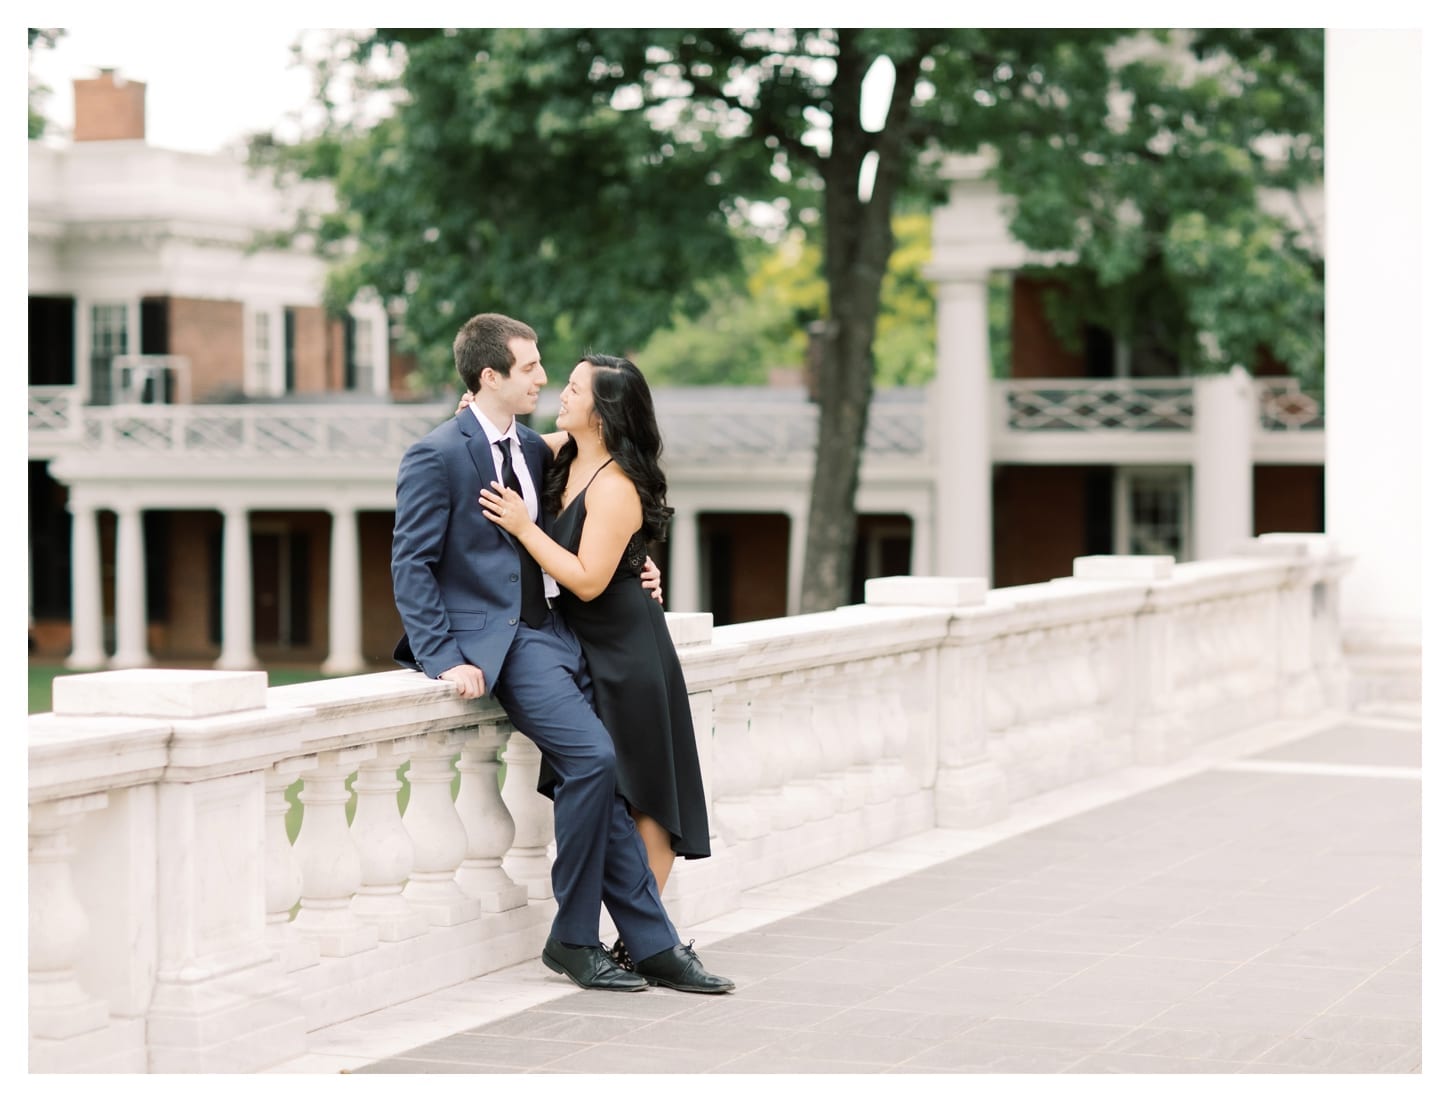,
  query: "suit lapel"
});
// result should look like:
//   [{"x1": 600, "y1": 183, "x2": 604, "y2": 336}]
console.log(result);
[{"x1": 459, "y1": 409, "x2": 501, "y2": 493}]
